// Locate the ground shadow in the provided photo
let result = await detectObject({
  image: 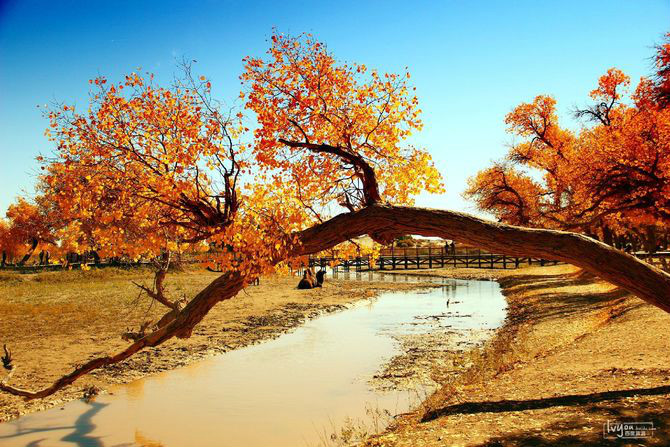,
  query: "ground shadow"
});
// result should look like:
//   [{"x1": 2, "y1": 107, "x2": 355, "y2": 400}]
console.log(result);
[
  {"x1": 0, "y1": 400, "x2": 108, "y2": 447},
  {"x1": 497, "y1": 270, "x2": 640, "y2": 325},
  {"x1": 422, "y1": 385, "x2": 670, "y2": 421},
  {"x1": 475, "y1": 400, "x2": 670, "y2": 446}
]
